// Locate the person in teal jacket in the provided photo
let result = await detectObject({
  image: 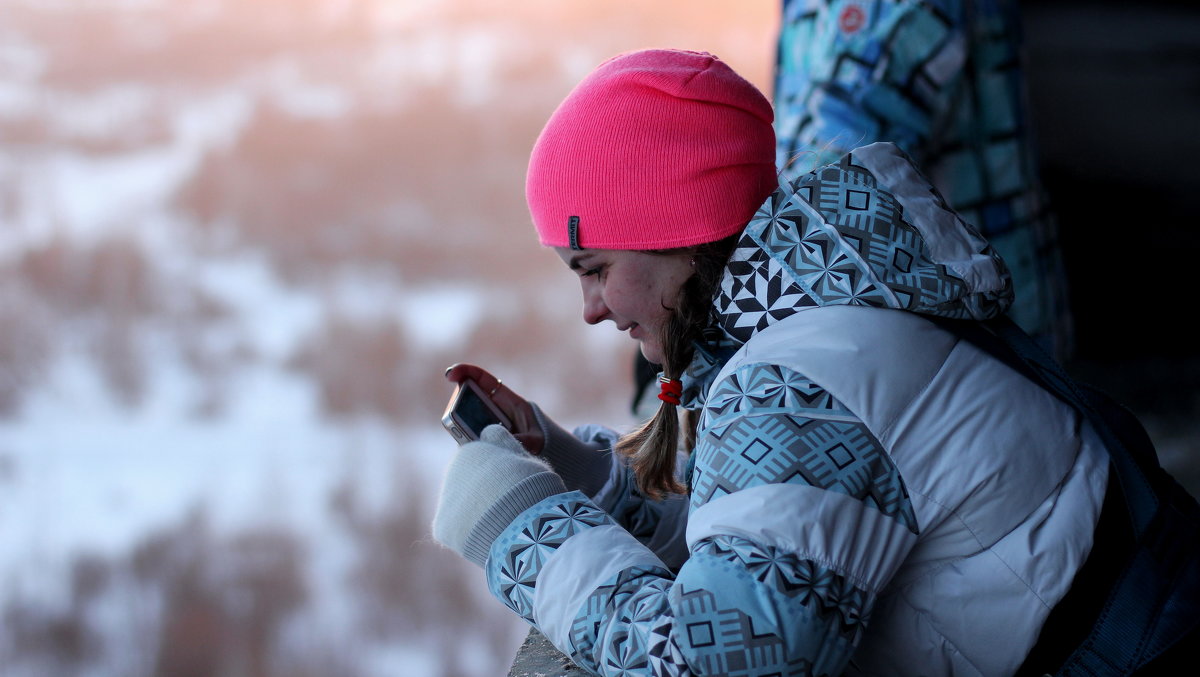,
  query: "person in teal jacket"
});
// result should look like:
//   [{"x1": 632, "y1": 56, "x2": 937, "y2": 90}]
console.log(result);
[
  {"x1": 774, "y1": 0, "x2": 1072, "y2": 361},
  {"x1": 432, "y1": 49, "x2": 1110, "y2": 675}
]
